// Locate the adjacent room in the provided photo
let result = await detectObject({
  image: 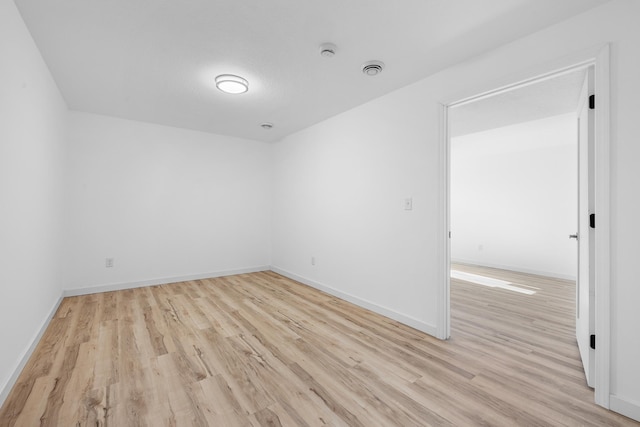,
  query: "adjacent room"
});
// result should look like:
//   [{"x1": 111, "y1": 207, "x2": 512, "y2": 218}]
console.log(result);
[
  {"x1": 447, "y1": 69, "x2": 598, "y2": 417},
  {"x1": 2, "y1": 0, "x2": 640, "y2": 425}
]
